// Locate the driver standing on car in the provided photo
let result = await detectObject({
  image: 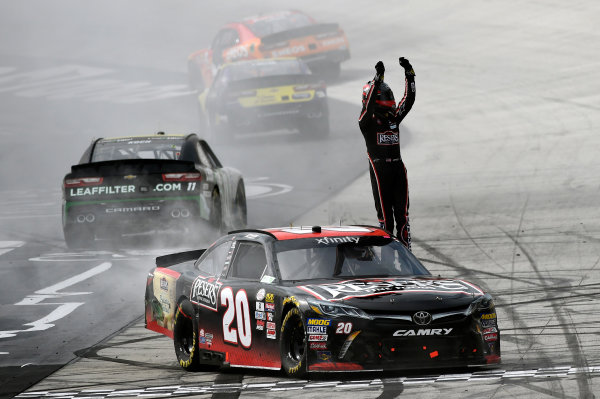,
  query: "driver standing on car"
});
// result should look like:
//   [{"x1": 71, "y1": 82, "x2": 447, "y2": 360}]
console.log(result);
[{"x1": 358, "y1": 58, "x2": 416, "y2": 250}]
